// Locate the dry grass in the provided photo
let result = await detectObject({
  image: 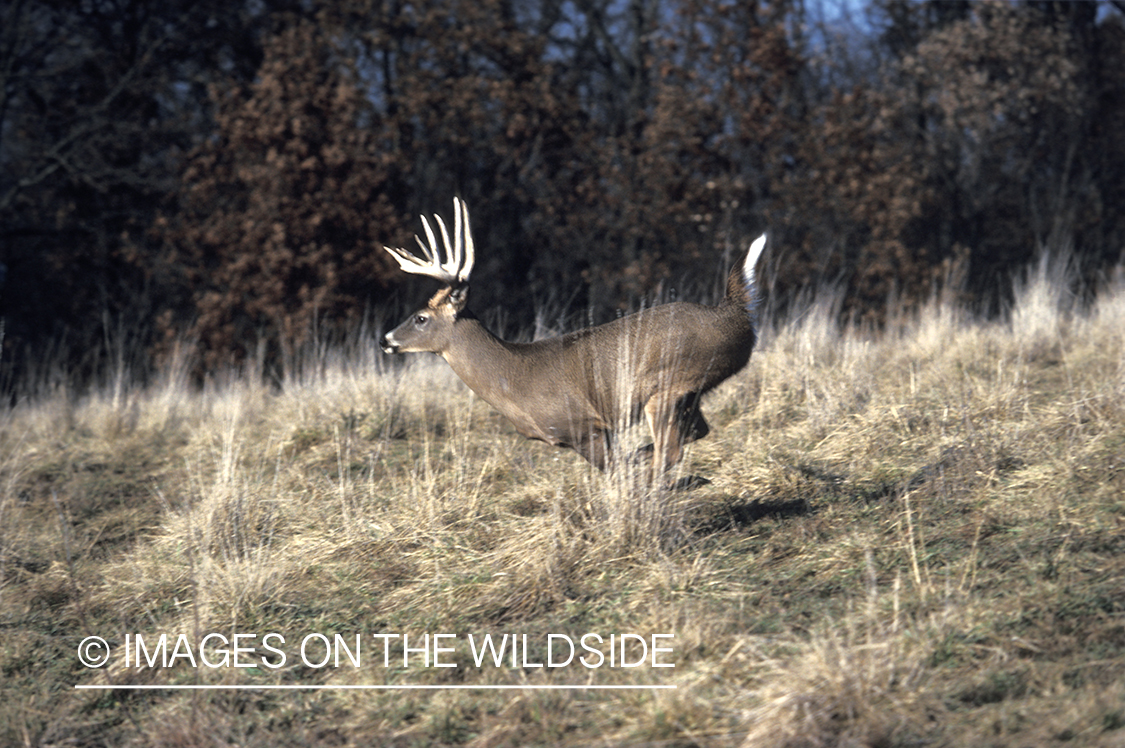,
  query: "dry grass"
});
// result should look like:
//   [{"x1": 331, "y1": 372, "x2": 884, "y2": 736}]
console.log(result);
[{"x1": 2, "y1": 257, "x2": 1124, "y2": 747}]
